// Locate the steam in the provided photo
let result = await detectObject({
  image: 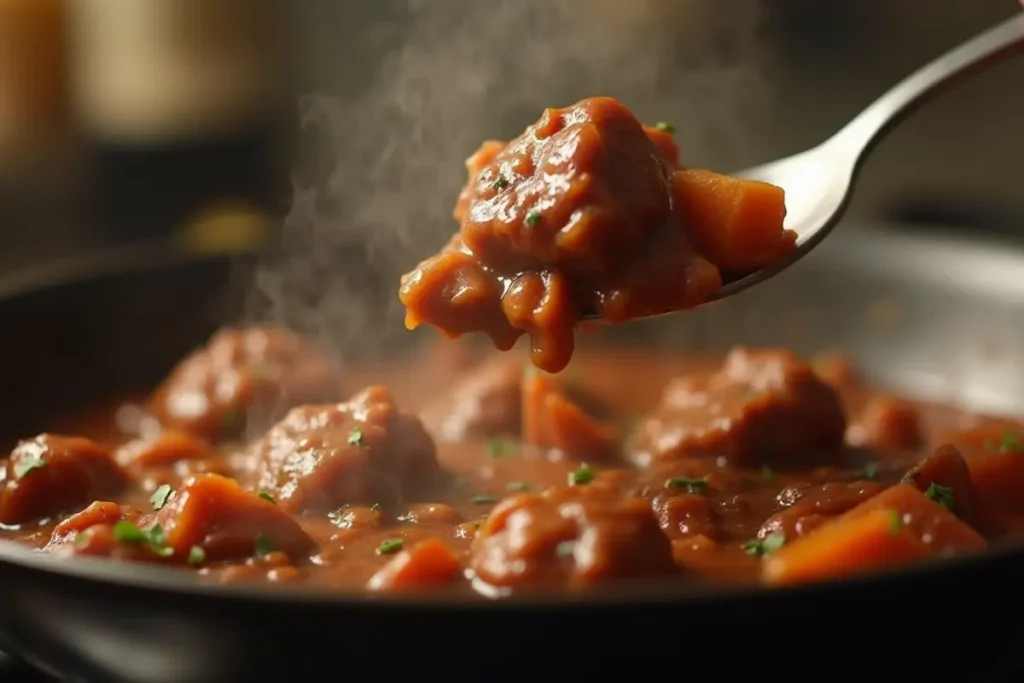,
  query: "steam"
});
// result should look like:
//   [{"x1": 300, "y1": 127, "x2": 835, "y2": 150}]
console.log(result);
[{"x1": 242, "y1": 0, "x2": 769, "y2": 364}]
